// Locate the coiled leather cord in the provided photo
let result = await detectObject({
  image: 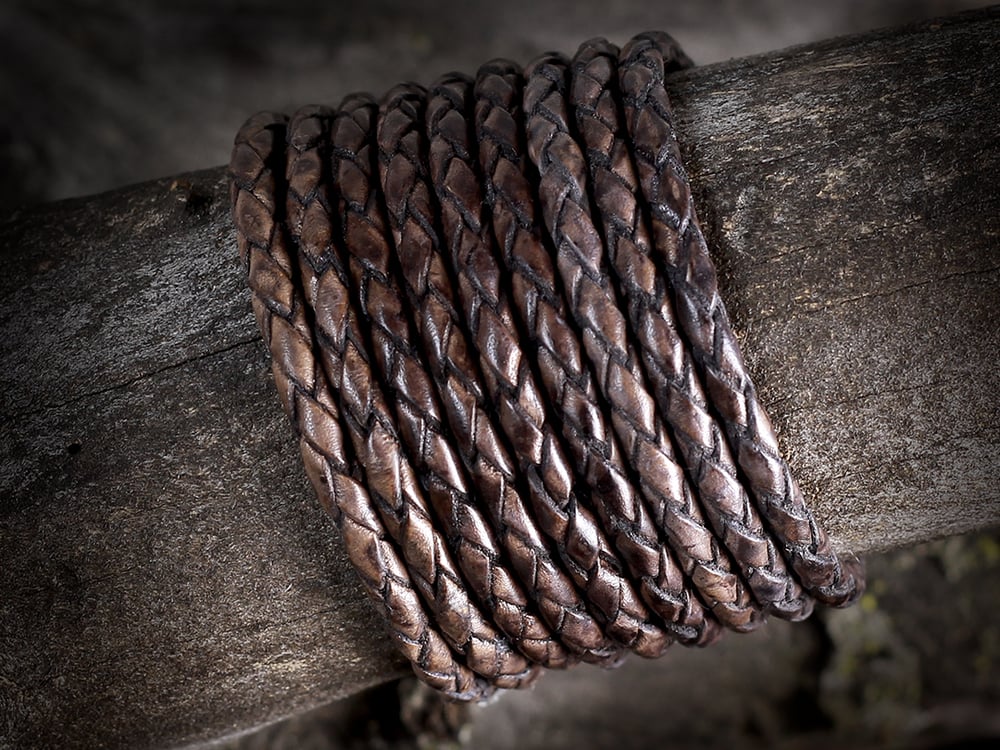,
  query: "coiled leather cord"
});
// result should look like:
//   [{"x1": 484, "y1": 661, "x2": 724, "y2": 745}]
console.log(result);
[{"x1": 229, "y1": 31, "x2": 864, "y2": 701}]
